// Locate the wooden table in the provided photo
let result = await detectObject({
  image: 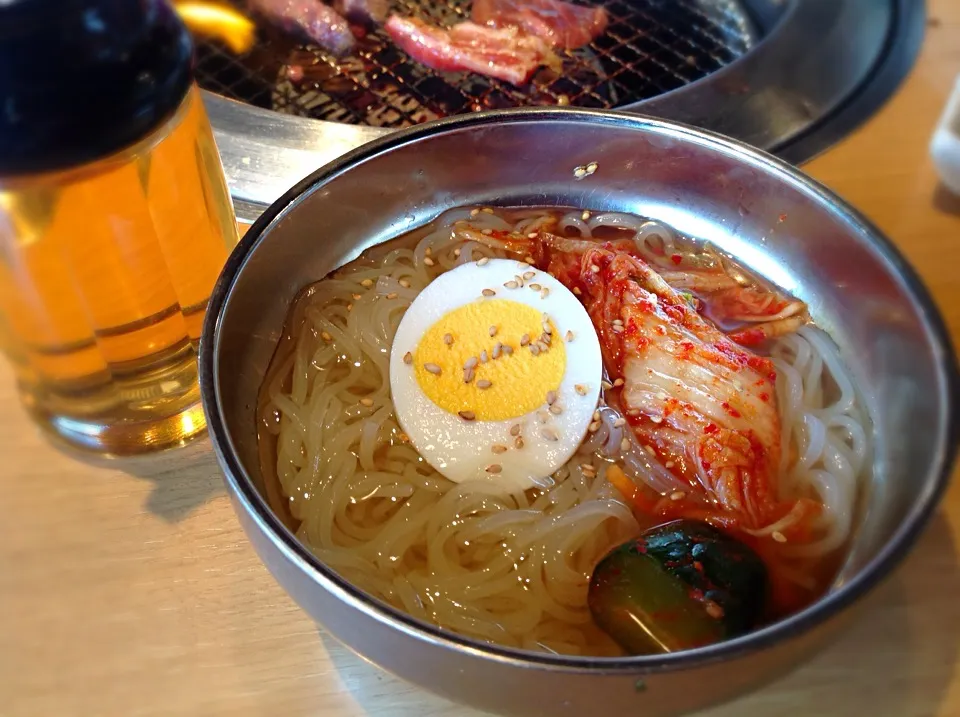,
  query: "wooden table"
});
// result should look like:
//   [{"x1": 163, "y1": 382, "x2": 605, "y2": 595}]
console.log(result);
[{"x1": 3, "y1": 6, "x2": 960, "y2": 716}]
